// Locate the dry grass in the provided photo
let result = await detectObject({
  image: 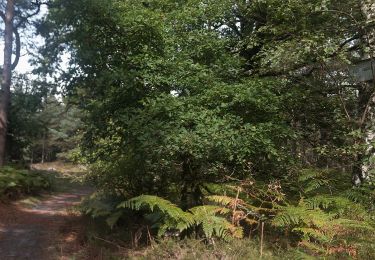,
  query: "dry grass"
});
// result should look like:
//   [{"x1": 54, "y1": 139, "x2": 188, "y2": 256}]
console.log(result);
[{"x1": 31, "y1": 161, "x2": 87, "y2": 175}]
